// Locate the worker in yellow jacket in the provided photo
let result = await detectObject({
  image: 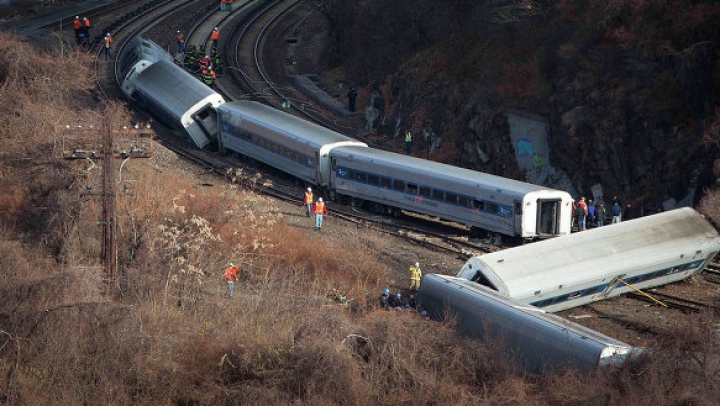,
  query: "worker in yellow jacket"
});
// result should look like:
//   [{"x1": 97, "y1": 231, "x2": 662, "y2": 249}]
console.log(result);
[{"x1": 410, "y1": 262, "x2": 422, "y2": 290}]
